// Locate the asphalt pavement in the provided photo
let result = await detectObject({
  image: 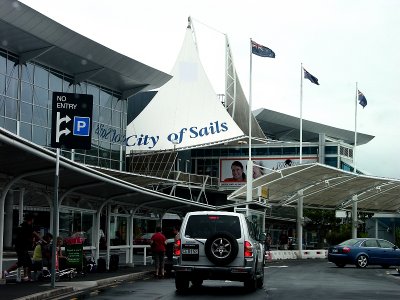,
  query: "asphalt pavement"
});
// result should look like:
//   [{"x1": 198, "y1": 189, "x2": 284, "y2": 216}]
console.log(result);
[
  {"x1": 0, "y1": 264, "x2": 153, "y2": 300},
  {"x1": 68, "y1": 260, "x2": 400, "y2": 300}
]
